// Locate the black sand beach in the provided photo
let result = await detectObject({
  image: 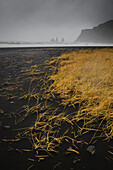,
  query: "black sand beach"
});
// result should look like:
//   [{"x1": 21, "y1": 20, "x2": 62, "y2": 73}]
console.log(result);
[{"x1": 0, "y1": 47, "x2": 113, "y2": 170}]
